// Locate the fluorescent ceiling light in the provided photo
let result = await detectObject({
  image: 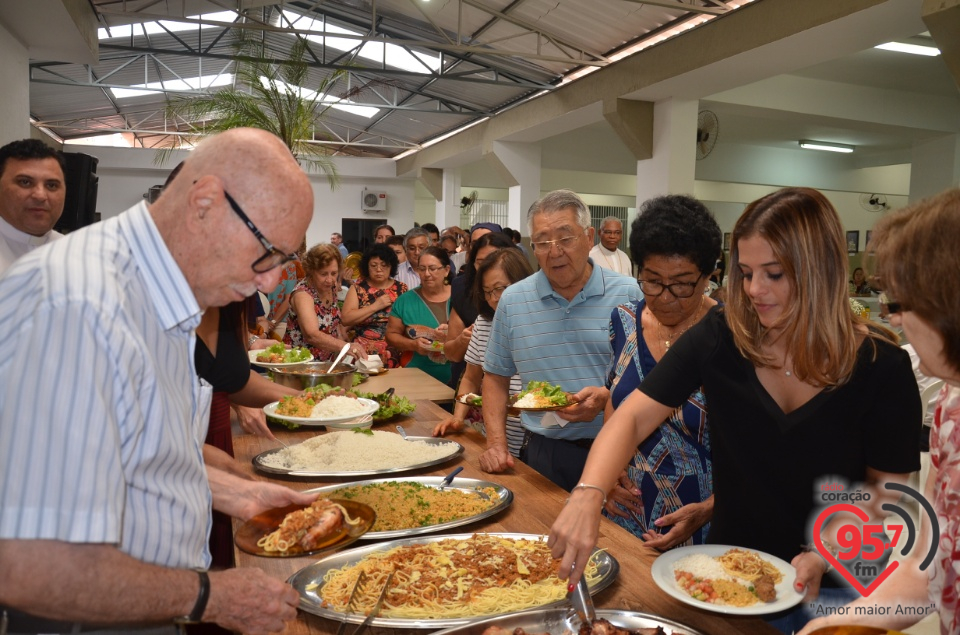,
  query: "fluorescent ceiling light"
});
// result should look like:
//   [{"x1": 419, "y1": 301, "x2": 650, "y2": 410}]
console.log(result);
[
  {"x1": 98, "y1": 11, "x2": 236, "y2": 40},
  {"x1": 111, "y1": 73, "x2": 234, "y2": 99},
  {"x1": 799, "y1": 140, "x2": 854, "y2": 153},
  {"x1": 874, "y1": 42, "x2": 940, "y2": 56}
]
